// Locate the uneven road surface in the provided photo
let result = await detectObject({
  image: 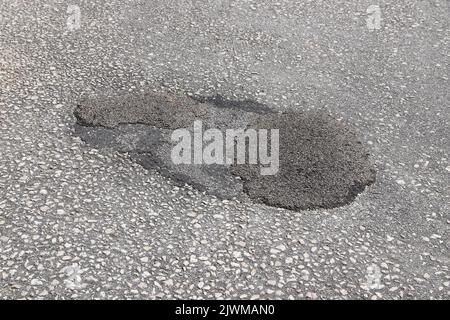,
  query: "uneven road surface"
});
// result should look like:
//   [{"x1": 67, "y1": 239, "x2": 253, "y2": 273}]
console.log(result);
[{"x1": 0, "y1": 1, "x2": 449, "y2": 299}]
